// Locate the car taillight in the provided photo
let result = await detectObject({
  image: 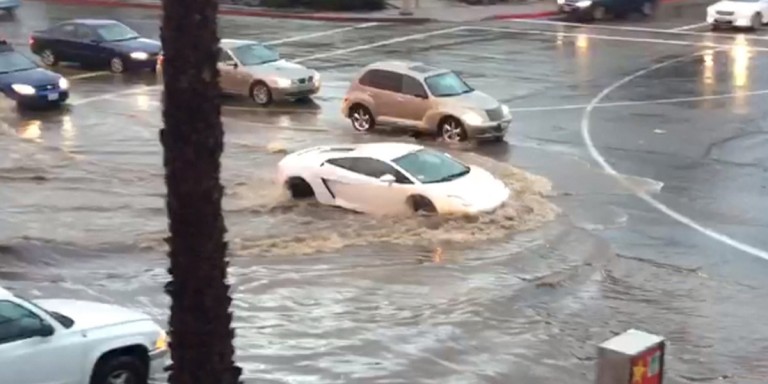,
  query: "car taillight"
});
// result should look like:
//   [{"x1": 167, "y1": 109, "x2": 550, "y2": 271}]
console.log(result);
[
  {"x1": 29, "y1": 37, "x2": 34, "y2": 45},
  {"x1": 158, "y1": 54, "x2": 164, "y2": 64}
]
